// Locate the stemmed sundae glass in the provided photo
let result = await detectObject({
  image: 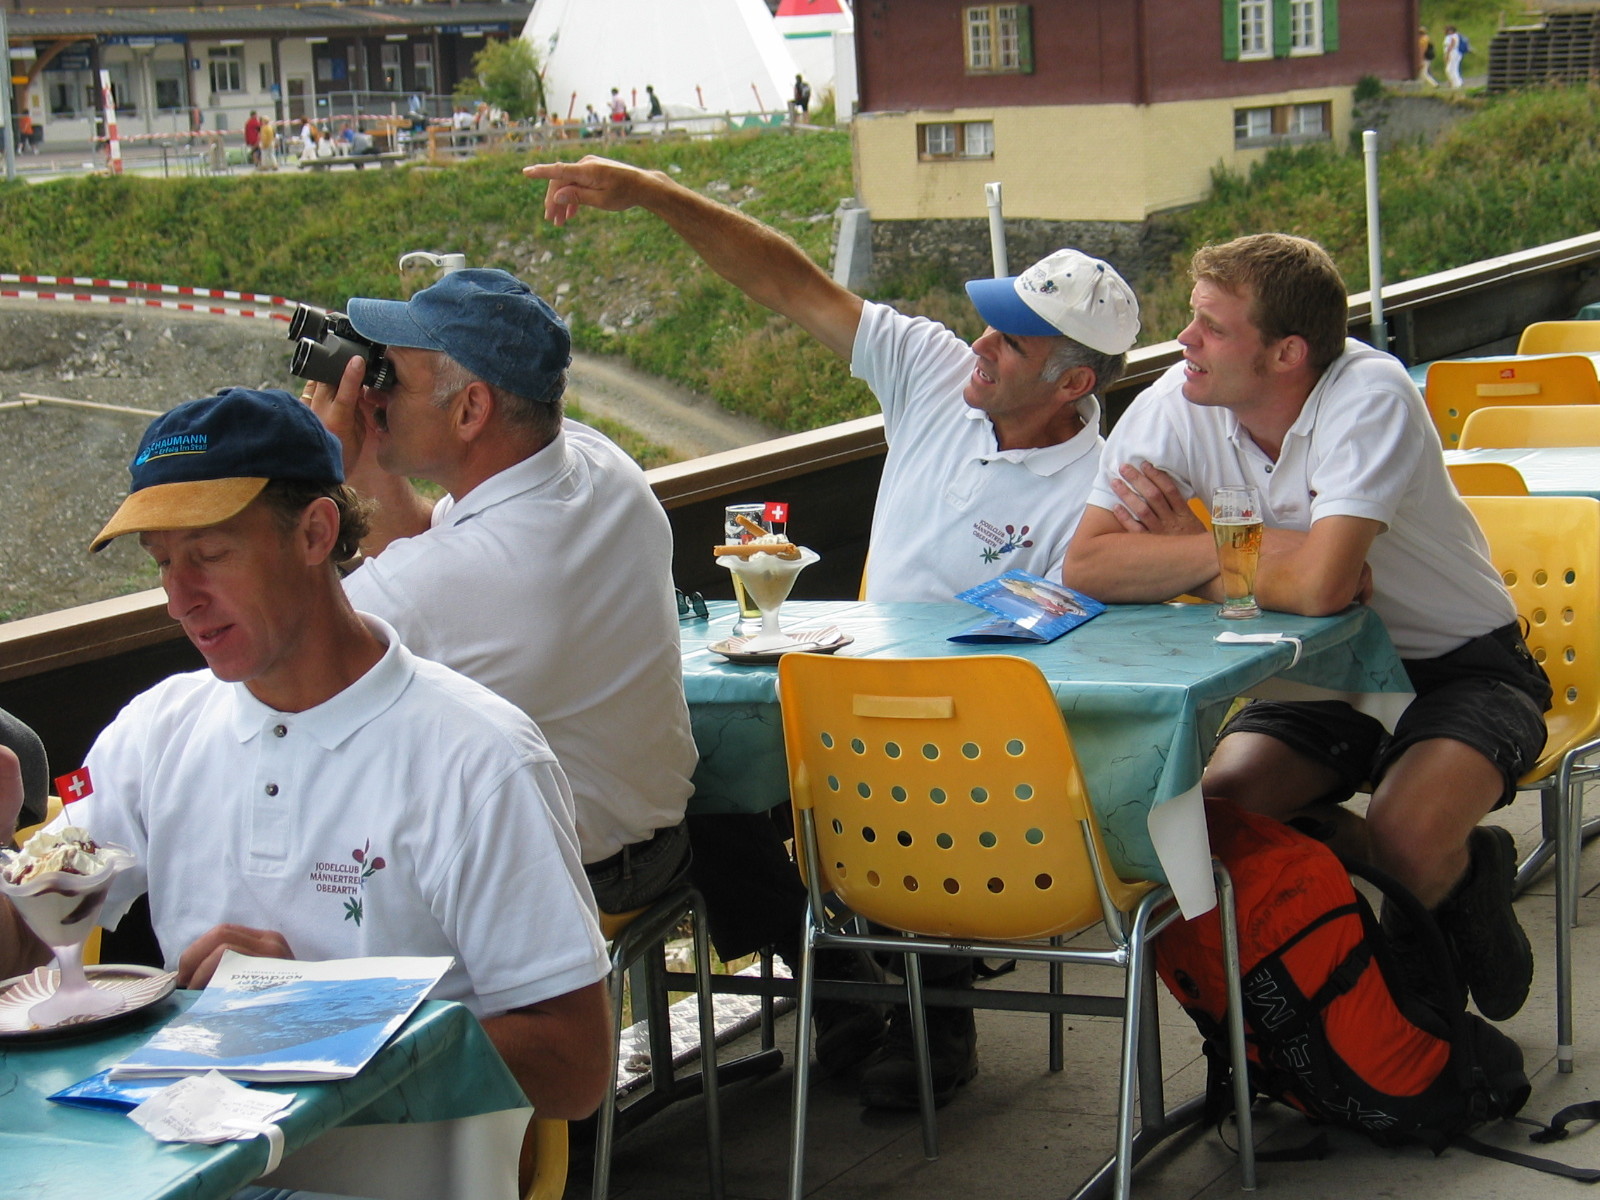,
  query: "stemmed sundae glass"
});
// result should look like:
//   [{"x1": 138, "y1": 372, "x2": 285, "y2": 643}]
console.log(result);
[
  {"x1": 0, "y1": 837, "x2": 133, "y2": 1026},
  {"x1": 718, "y1": 546, "x2": 820, "y2": 653}
]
